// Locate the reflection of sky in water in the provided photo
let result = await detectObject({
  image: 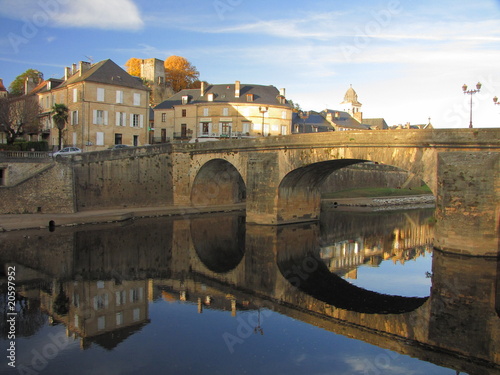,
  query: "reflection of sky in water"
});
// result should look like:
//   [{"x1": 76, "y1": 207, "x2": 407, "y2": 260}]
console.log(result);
[
  {"x1": 341, "y1": 253, "x2": 433, "y2": 298},
  {"x1": 5, "y1": 299, "x2": 452, "y2": 375}
]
